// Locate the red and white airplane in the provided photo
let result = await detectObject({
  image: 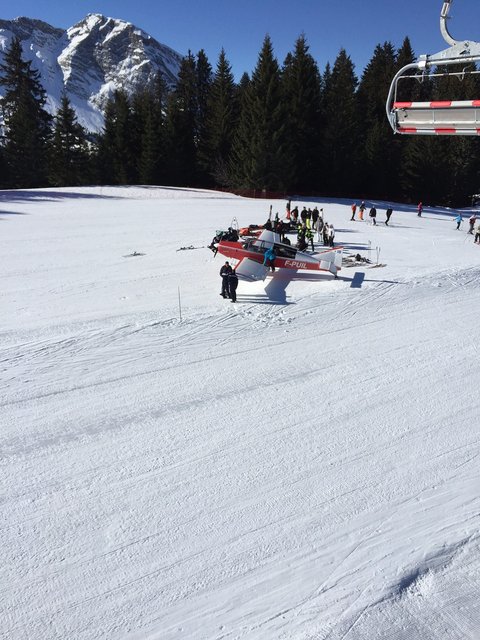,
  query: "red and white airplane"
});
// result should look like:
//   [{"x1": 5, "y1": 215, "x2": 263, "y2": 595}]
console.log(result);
[{"x1": 212, "y1": 229, "x2": 342, "y2": 281}]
